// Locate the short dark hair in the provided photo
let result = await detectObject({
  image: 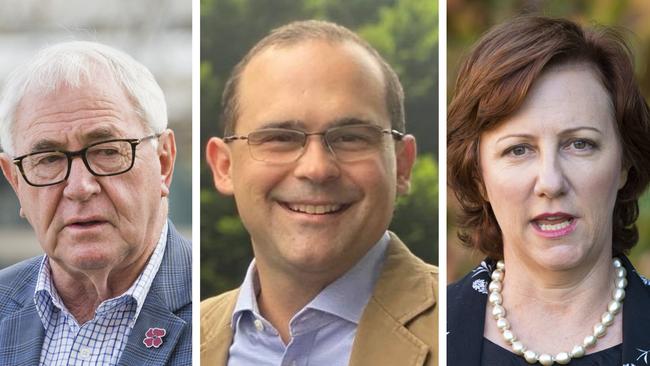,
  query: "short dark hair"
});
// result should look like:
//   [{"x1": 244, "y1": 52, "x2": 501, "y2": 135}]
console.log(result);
[
  {"x1": 448, "y1": 16, "x2": 650, "y2": 259},
  {"x1": 221, "y1": 19, "x2": 405, "y2": 136}
]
